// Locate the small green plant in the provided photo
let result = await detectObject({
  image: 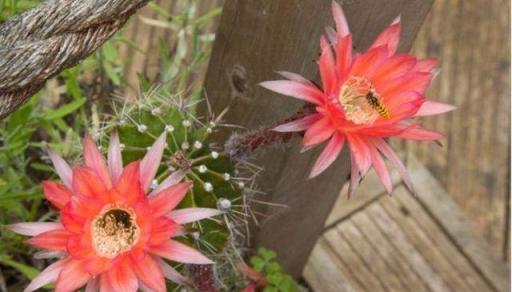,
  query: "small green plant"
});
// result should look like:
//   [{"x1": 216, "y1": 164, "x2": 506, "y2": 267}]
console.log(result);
[{"x1": 249, "y1": 248, "x2": 299, "y2": 292}]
